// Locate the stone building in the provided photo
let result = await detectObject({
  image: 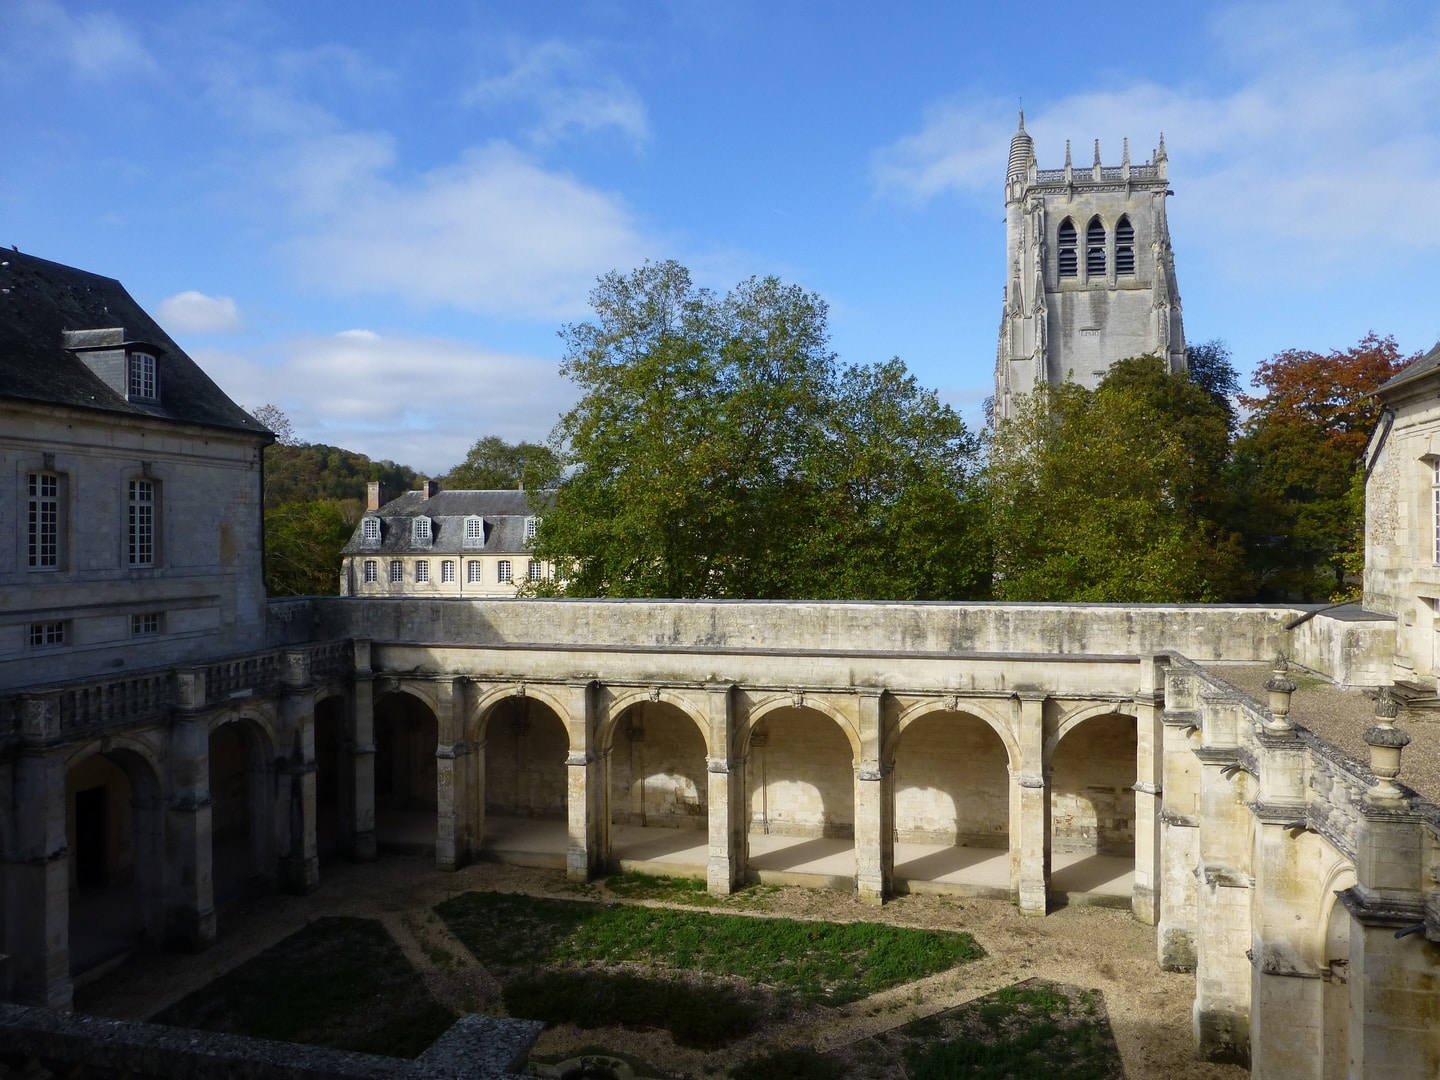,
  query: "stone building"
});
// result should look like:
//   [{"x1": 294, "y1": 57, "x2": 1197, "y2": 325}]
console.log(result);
[
  {"x1": 995, "y1": 111, "x2": 1186, "y2": 420},
  {"x1": 339, "y1": 483, "x2": 551, "y2": 598},
  {"x1": 2, "y1": 249, "x2": 1438, "y2": 1077}
]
